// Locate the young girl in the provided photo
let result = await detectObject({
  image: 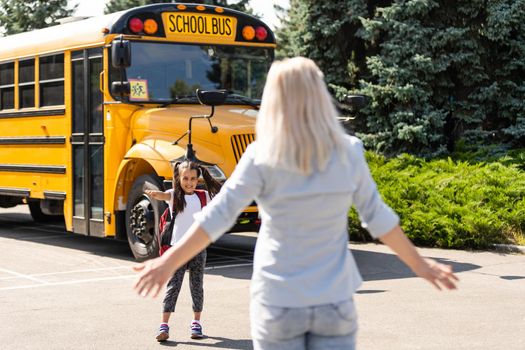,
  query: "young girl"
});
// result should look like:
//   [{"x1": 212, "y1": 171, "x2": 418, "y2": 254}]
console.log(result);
[
  {"x1": 135, "y1": 58, "x2": 458, "y2": 350},
  {"x1": 145, "y1": 160, "x2": 221, "y2": 343}
]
